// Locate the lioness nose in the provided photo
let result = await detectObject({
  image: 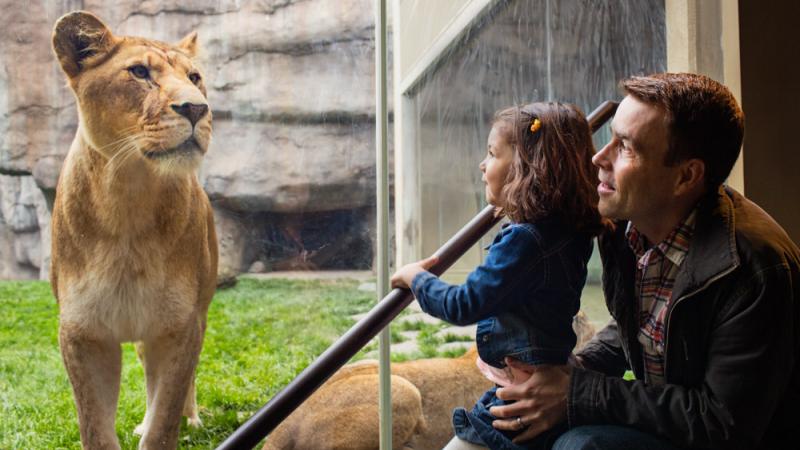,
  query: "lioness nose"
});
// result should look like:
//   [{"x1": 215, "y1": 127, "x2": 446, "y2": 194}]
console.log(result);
[{"x1": 171, "y1": 102, "x2": 209, "y2": 126}]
